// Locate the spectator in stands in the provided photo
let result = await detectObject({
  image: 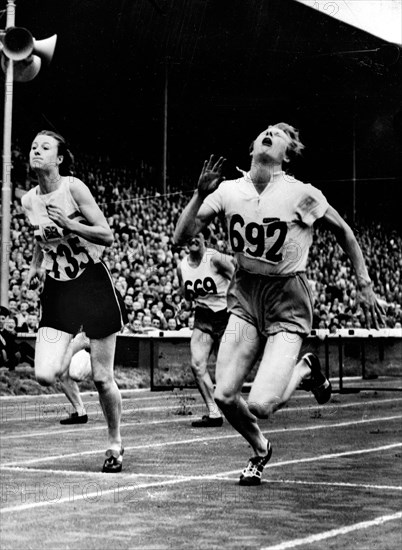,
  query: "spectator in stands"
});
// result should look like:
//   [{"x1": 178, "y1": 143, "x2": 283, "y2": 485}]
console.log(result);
[
  {"x1": 4, "y1": 316, "x2": 18, "y2": 334},
  {"x1": 123, "y1": 294, "x2": 134, "y2": 313},
  {"x1": 0, "y1": 306, "x2": 35, "y2": 368},
  {"x1": 25, "y1": 311, "x2": 40, "y2": 333},
  {"x1": 1, "y1": 306, "x2": 19, "y2": 369},
  {"x1": 188, "y1": 316, "x2": 195, "y2": 330},
  {"x1": 16, "y1": 300, "x2": 29, "y2": 329},
  {"x1": 151, "y1": 317, "x2": 163, "y2": 331},
  {"x1": 163, "y1": 309, "x2": 175, "y2": 323},
  {"x1": 166, "y1": 318, "x2": 178, "y2": 331},
  {"x1": 142, "y1": 315, "x2": 157, "y2": 333},
  {"x1": 123, "y1": 318, "x2": 143, "y2": 334}
]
